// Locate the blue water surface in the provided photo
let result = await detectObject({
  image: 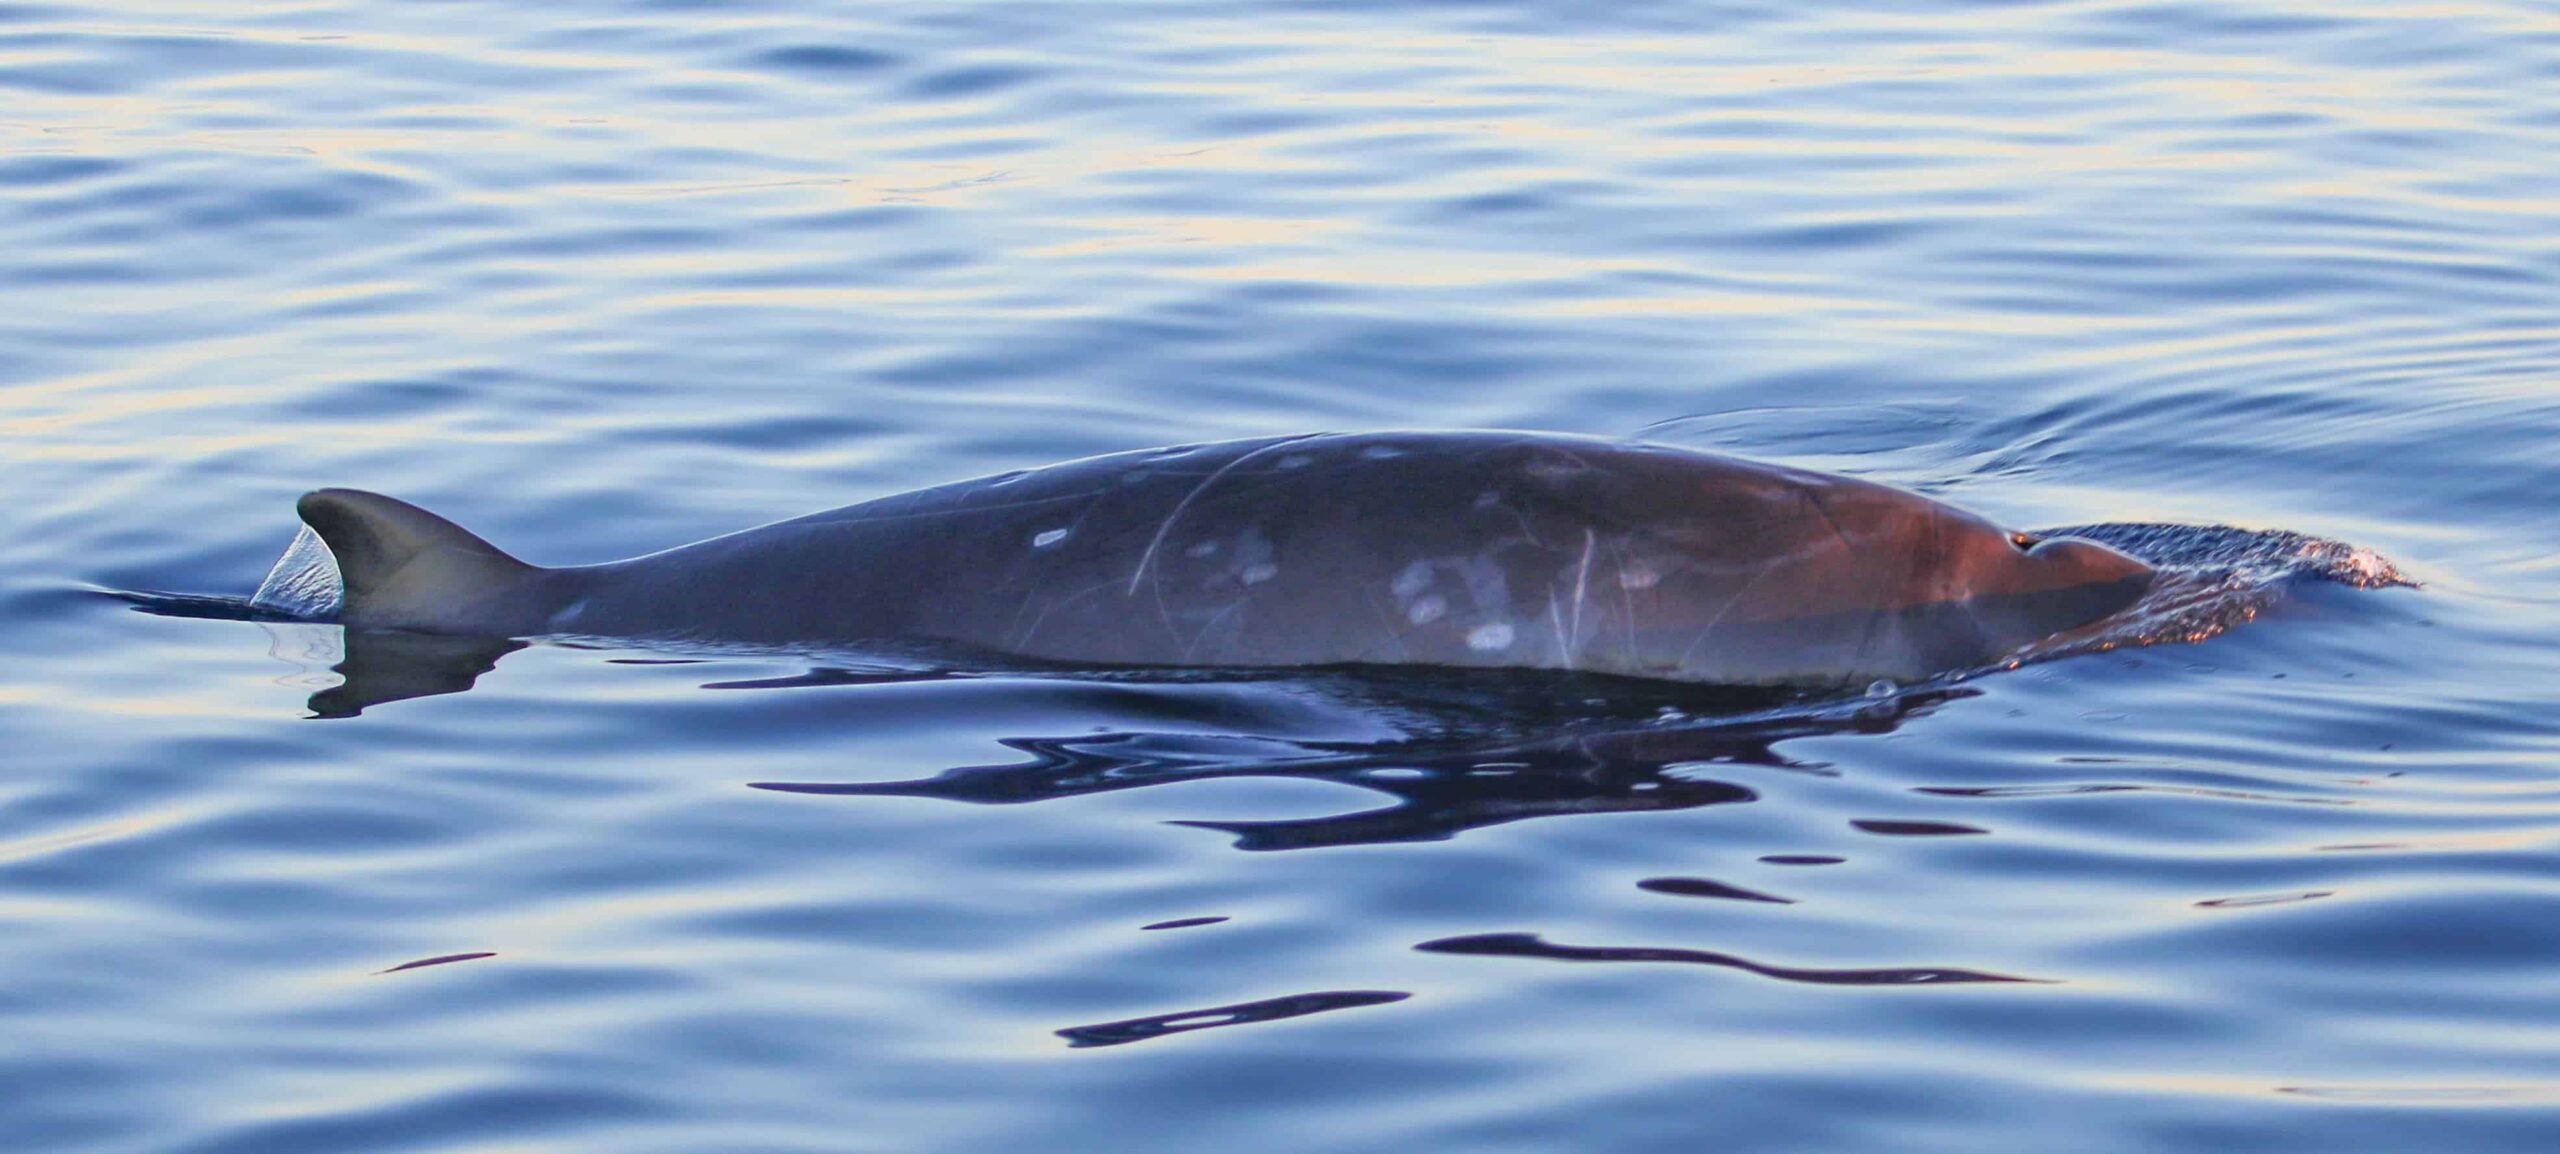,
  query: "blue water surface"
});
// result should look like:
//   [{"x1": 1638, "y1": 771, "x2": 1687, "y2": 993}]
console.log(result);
[{"x1": 5, "y1": 1, "x2": 2559, "y2": 1150}]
